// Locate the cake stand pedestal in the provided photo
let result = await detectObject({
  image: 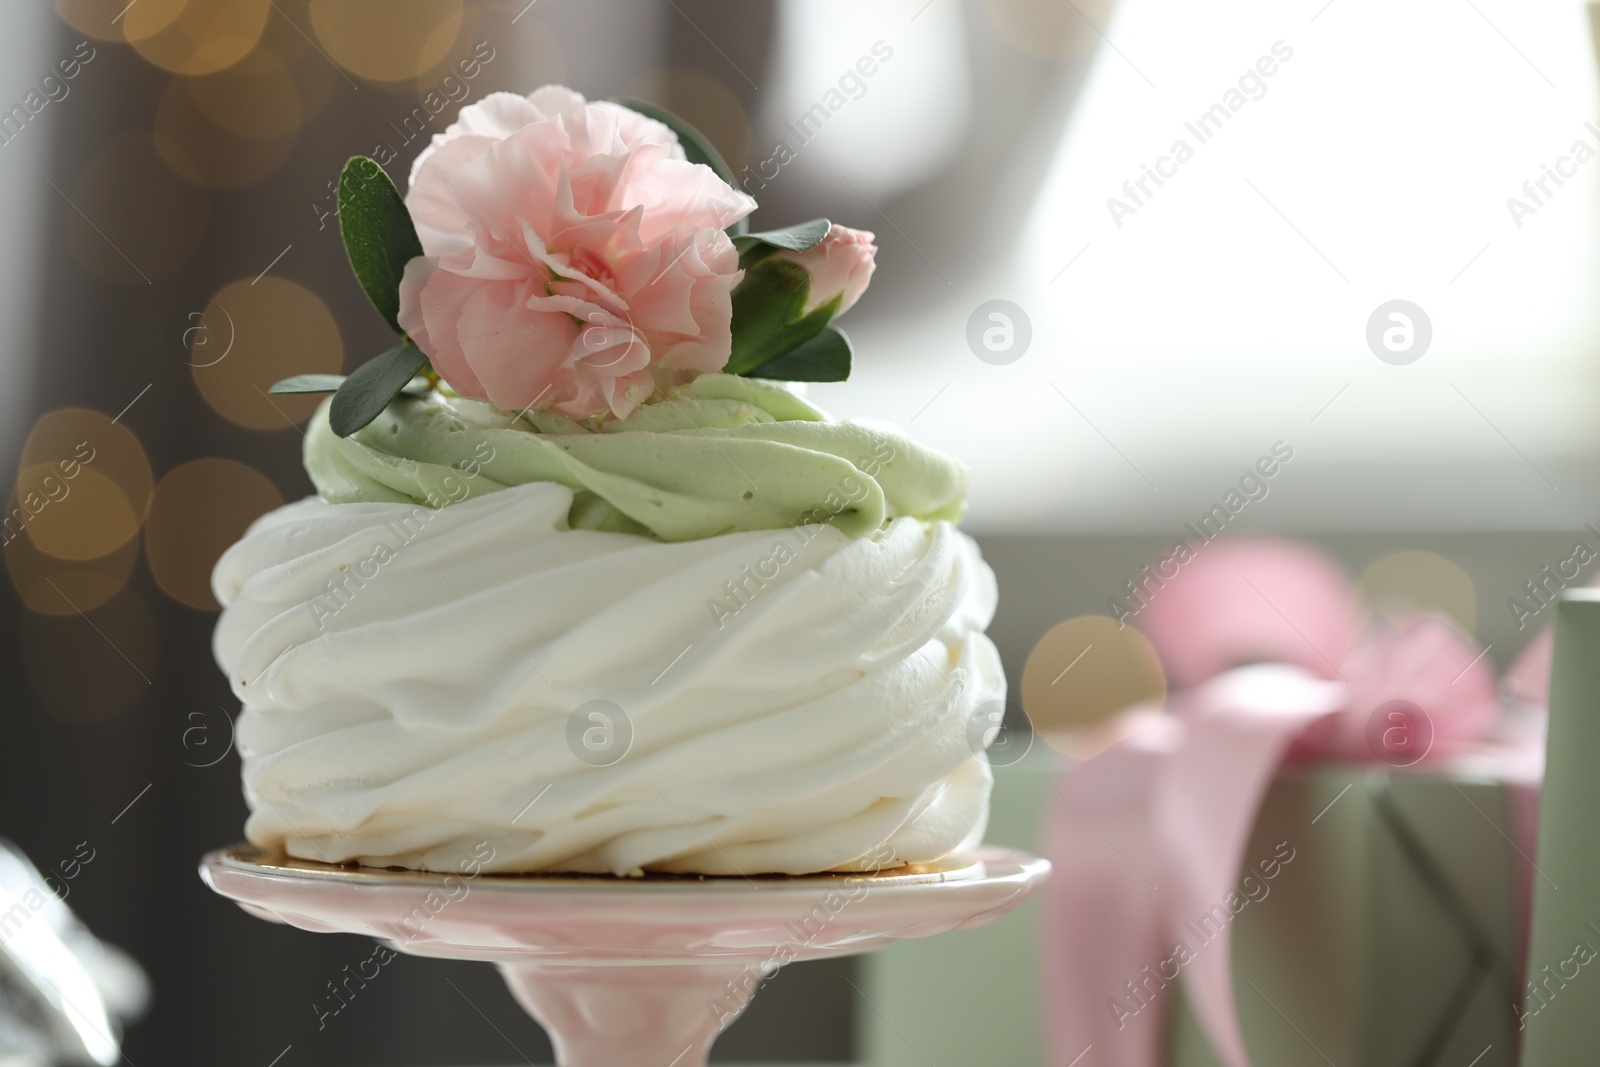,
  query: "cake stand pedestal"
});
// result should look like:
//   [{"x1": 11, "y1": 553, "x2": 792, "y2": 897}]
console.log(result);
[{"x1": 201, "y1": 844, "x2": 1049, "y2": 1067}]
